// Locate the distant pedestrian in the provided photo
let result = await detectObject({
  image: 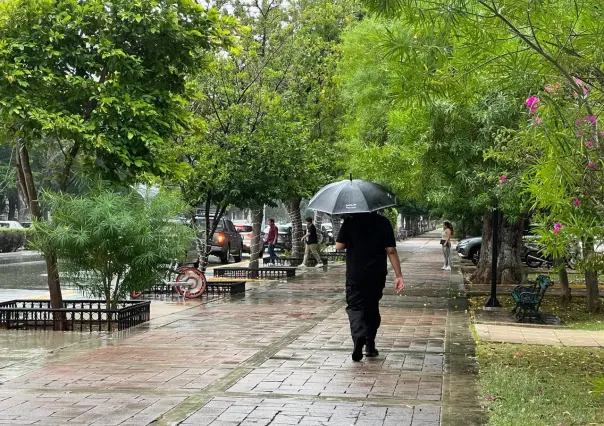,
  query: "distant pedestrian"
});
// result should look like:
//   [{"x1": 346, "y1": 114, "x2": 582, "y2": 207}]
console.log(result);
[
  {"x1": 441, "y1": 221, "x2": 453, "y2": 271},
  {"x1": 265, "y1": 218, "x2": 279, "y2": 263},
  {"x1": 302, "y1": 217, "x2": 322, "y2": 267},
  {"x1": 336, "y1": 213, "x2": 405, "y2": 362}
]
